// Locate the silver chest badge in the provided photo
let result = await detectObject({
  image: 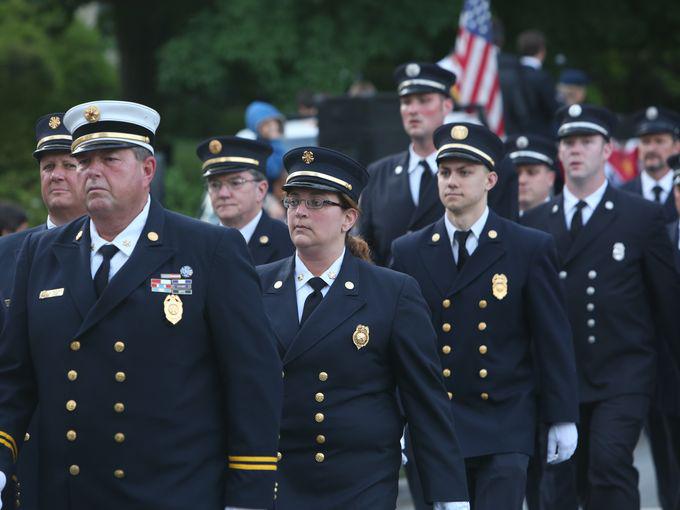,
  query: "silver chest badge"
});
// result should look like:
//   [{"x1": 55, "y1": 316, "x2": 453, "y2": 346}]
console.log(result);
[{"x1": 612, "y1": 242, "x2": 625, "y2": 261}]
